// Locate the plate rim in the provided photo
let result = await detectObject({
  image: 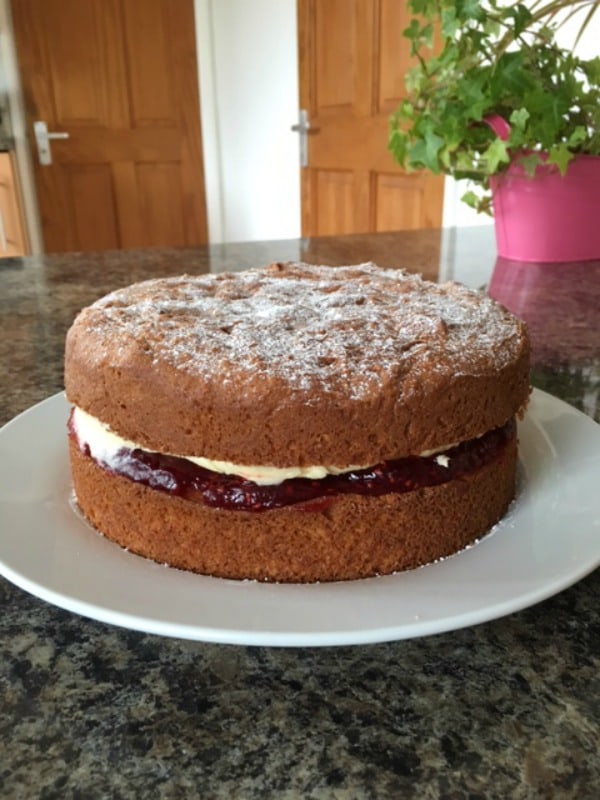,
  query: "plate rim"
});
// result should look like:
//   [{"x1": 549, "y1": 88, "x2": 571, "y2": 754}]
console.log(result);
[{"x1": 0, "y1": 388, "x2": 599, "y2": 646}]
